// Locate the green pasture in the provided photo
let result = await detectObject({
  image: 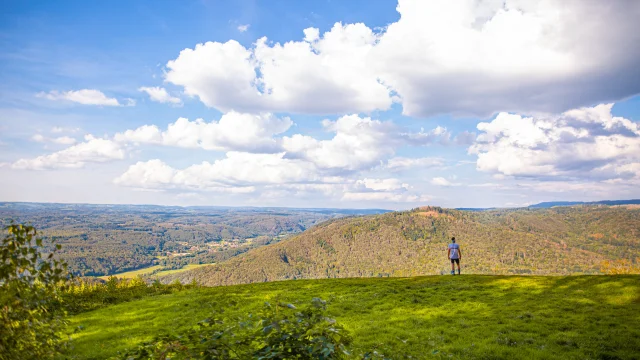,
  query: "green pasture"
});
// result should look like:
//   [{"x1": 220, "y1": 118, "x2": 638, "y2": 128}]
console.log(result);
[{"x1": 67, "y1": 275, "x2": 640, "y2": 359}]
